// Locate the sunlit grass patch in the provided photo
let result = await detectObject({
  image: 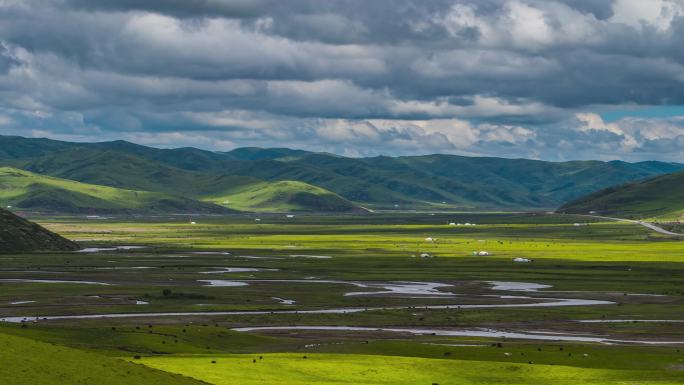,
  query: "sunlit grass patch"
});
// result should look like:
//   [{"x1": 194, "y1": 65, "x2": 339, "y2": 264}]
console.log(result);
[{"x1": 137, "y1": 353, "x2": 684, "y2": 385}]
